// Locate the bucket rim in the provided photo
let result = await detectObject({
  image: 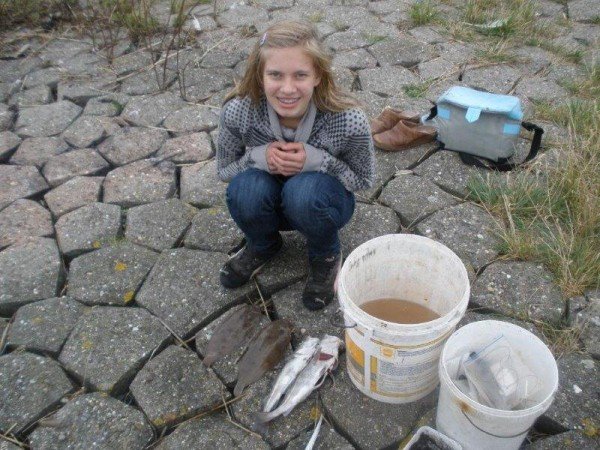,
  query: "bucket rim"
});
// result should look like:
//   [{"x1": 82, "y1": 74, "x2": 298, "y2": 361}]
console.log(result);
[
  {"x1": 338, "y1": 234, "x2": 470, "y2": 335},
  {"x1": 439, "y1": 320, "x2": 559, "y2": 417}
]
